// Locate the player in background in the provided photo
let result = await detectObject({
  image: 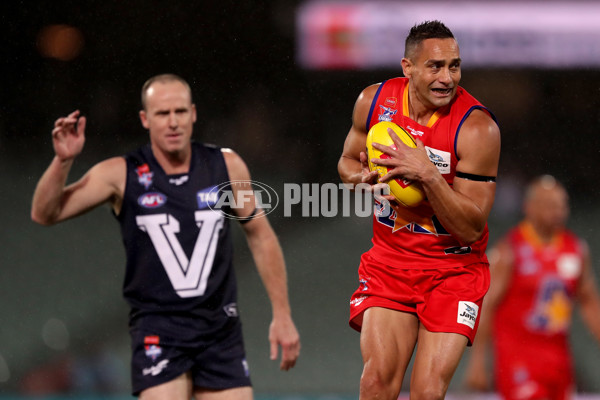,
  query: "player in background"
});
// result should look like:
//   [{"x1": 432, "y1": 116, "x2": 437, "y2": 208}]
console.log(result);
[
  {"x1": 31, "y1": 74, "x2": 300, "y2": 399},
  {"x1": 465, "y1": 175, "x2": 600, "y2": 400},
  {"x1": 338, "y1": 20, "x2": 500, "y2": 400}
]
